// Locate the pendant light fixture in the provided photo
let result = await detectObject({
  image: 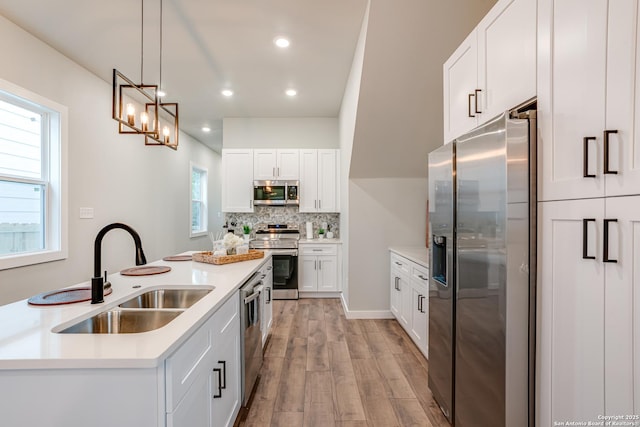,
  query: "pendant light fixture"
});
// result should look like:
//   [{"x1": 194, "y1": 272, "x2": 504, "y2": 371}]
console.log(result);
[
  {"x1": 112, "y1": 0, "x2": 179, "y2": 150},
  {"x1": 144, "y1": 0, "x2": 179, "y2": 150}
]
